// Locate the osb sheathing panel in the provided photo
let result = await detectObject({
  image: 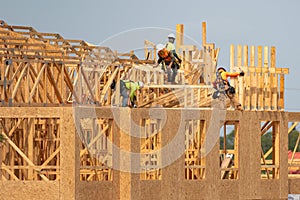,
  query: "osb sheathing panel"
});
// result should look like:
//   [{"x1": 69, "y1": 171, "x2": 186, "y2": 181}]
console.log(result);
[
  {"x1": 260, "y1": 180, "x2": 287, "y2": 199},
  {"x1": 234, "y1": 111, "x2": 261, "y2": 199},
  {"x1": 60, "y1": 108, "x2": 80, "y2": 200},
  {"x1": 0, "y1": 108, "x2": 298, "y2": 200},
  {"x1": 77, "y1": 182, "x2": 114, "y2": 200},
  {"x1": 289, "y1": 179, "x2": 300, "y2": 194},
  {"x1": 0, "y1": 181, "x2": 59, "y2": 200},
  {"x1": 138, "y1": 181, "x2": 162, "y2": 200},
  {"x1": 0, "y1": 107, "x2": 61, "y2": 118}
]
